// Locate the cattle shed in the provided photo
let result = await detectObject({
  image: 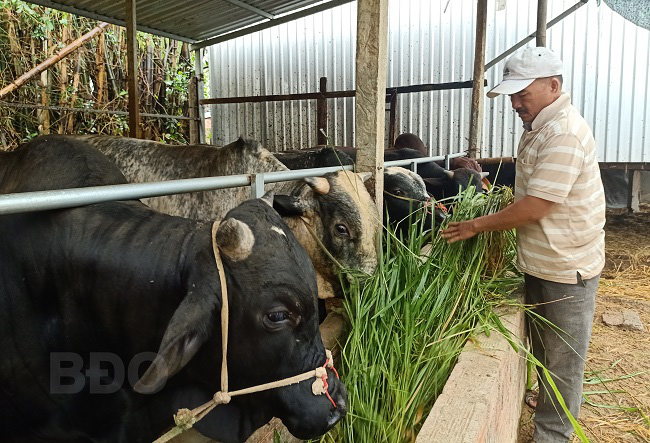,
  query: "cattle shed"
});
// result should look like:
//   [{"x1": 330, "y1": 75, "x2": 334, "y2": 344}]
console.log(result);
[
  {"x1": 2, "y1": 1, "x2": 650, "y2": 443},
  {"x1": 10, "y1": 0, "x2": 650, "y2": 212}
]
